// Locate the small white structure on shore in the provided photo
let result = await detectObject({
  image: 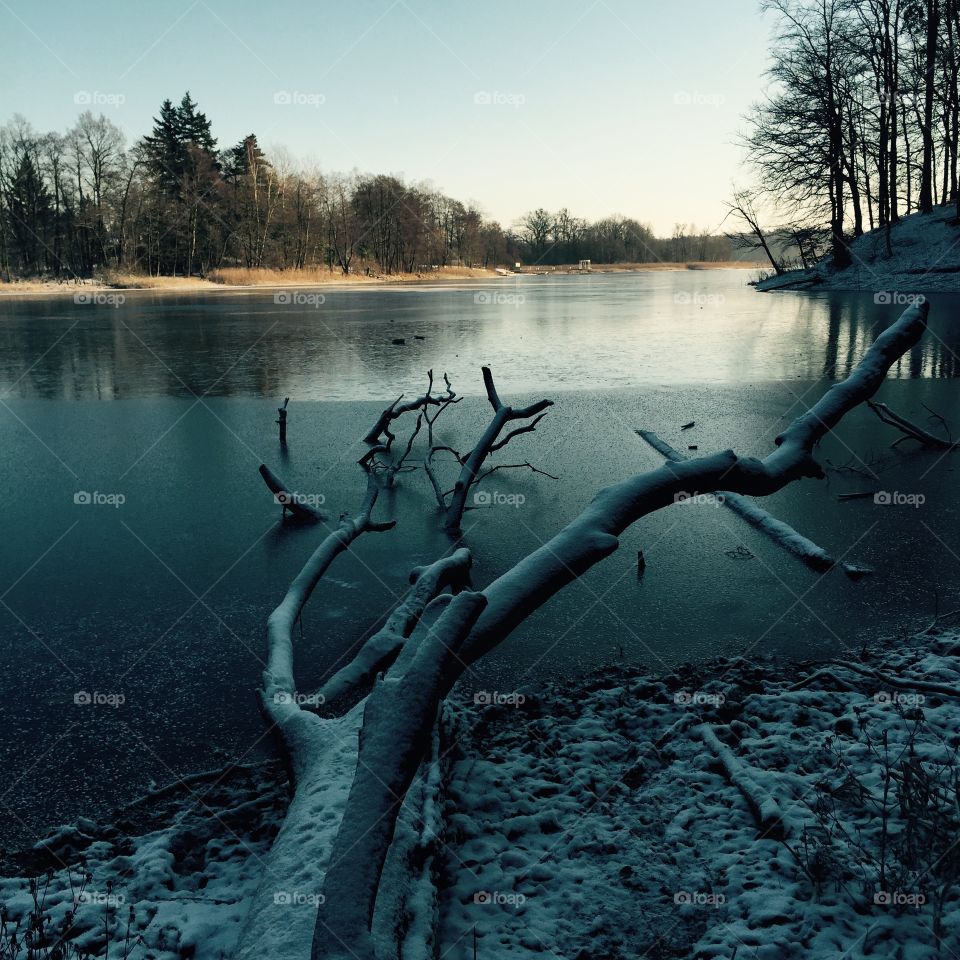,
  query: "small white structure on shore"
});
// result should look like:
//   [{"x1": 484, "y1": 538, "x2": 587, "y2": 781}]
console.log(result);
[{"x1": 578, "y1": 259, "x2": 591, "y2": 271}]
